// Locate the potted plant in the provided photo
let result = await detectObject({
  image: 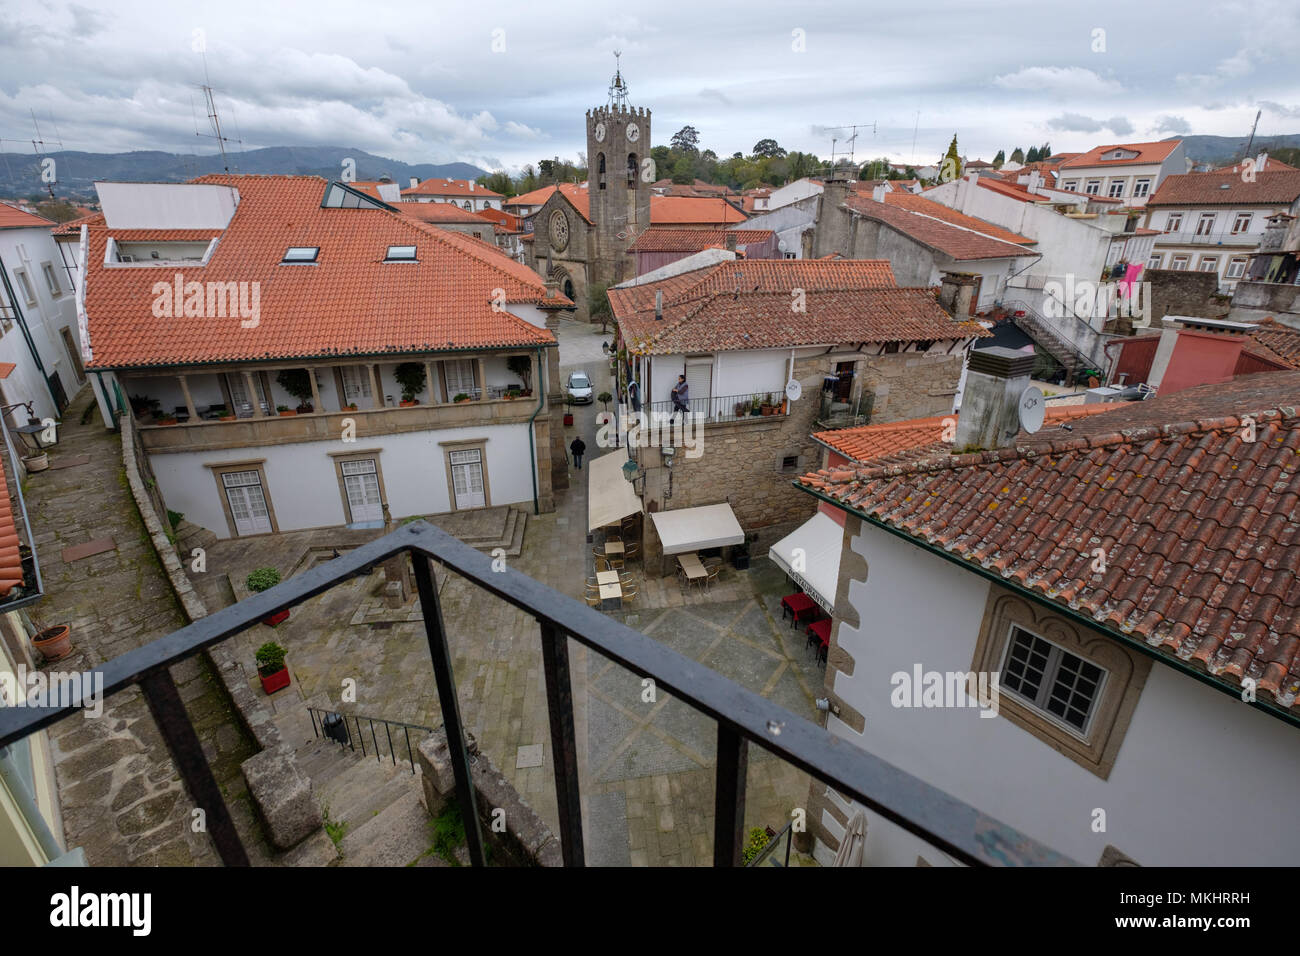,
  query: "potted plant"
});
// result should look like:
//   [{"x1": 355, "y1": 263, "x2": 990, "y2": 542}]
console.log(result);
[
  {"x1": 276, "y1": 405, "x2": 295, "y2": 417},
  {"x1": 22, "y1": 450, "x2": 49, "y2": 472},
  {"x1": 749, "y1": 394, "x2": 763, "y2": 417},
  {"x1": 761, "y1": 393, "x2": 775, "y2": 416},
  {"x1": 157, "y1": 413, "x2": 179, "y2": 426},
  {"x1": 597, "y1": 391, "x2": 613, "y2": 415},
  {"x1": 344, "y1": 402, "x2": 358, "y2": 411},
  {"x1": 129, "y1": 394, "x2": 161, "y2": 419},
  {"x1": 453, "y1": 393, "x2": 471, "y2": 404},
  {"x1": 33, "y1": 624, "x2": 72, "y2": 662},
  {"x1": 563, "y1": 395, "x2": 575, "y2": 427},
  {"x1": 505, "y1": 387, "x2": 521, "y2": 400},
  {"x1": 219, "y1": 413, "x2": 237, "y2": 422},
  {"x1": 394, "y1": 362, "x2": 427, "y2": 406},
  {"x1": 246, "y1": 567, "x2": 289, "y2": 626},
  {"x1": 296, "y1": 401, "x2": 314, "y2": 414},
  {"x1": 735, "y1": 401, "x2": 748, "y2": 418},
  {"x1": 255, "y1": 641, "x2": 290, "y2": 694},
  {"x1": 506, "y1": 355, "x2": 533, "y2": 395},
  {"x1": 276, "y1": 368, "x2": 315, "y2": 414}
]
